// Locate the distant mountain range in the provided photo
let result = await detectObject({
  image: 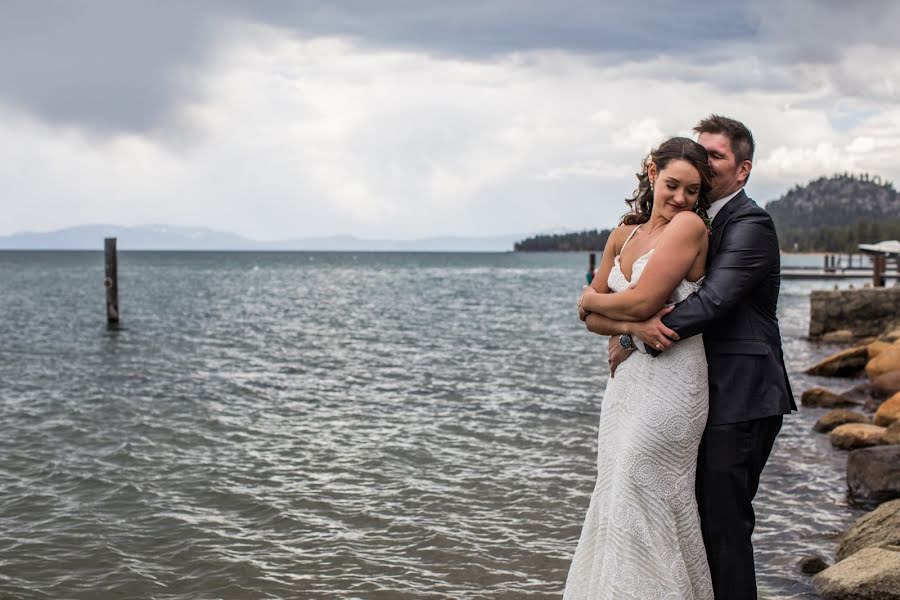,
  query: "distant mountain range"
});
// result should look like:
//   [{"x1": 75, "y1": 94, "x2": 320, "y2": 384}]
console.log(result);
[{"x1": 0, "y1": 224, "x2": 526, "y2": 252}]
